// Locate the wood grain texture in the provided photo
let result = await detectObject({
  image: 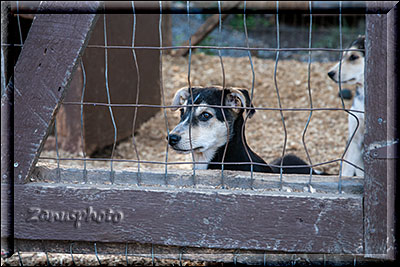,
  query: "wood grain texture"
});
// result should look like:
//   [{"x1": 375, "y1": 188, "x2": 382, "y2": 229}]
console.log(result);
[
  {"x1": 66, "y1": 13, "x2": 161, "y2": 156},
  {"x1": 1, "y1": 81, "x2": 14, "y2": 242},
  {"x1": 14, "y1": 182, "x2": 363, "y2": 254},
  {"x1": 364, "y1": 6, "x2": 388, "y2": 257},
  {"x1": 385, "y1": 3, "x2": 399, "y2": 261},
  {"x1": 13, "y1": 1, "x2": 100, "y2": 184}
]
